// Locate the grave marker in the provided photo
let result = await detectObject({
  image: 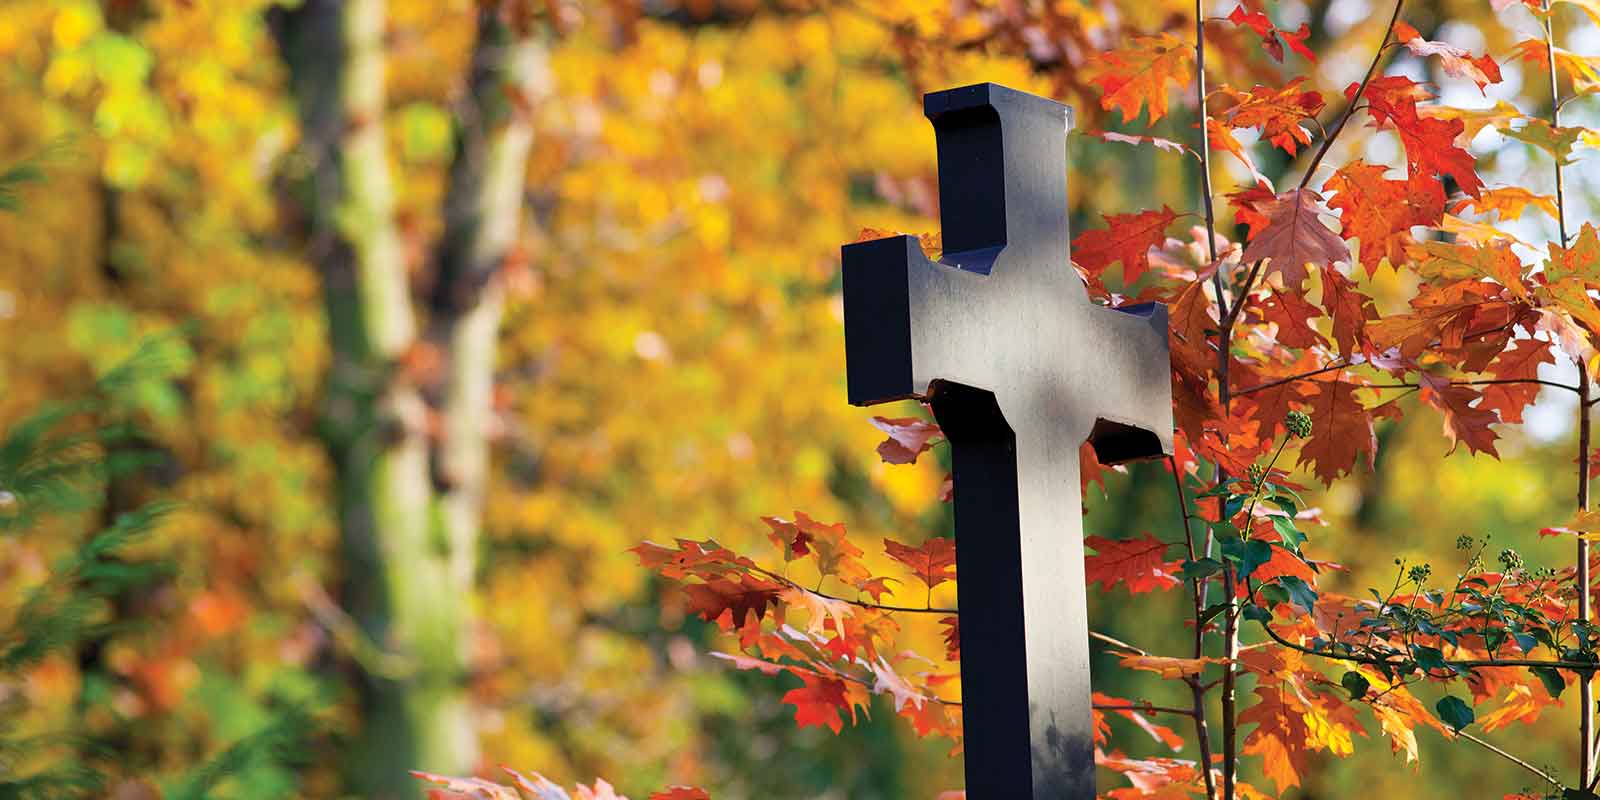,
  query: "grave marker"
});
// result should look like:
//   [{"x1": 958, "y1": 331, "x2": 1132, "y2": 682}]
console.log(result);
[{"x1": 840, "y1": 83, "x2": 1174, "y2": 798}]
